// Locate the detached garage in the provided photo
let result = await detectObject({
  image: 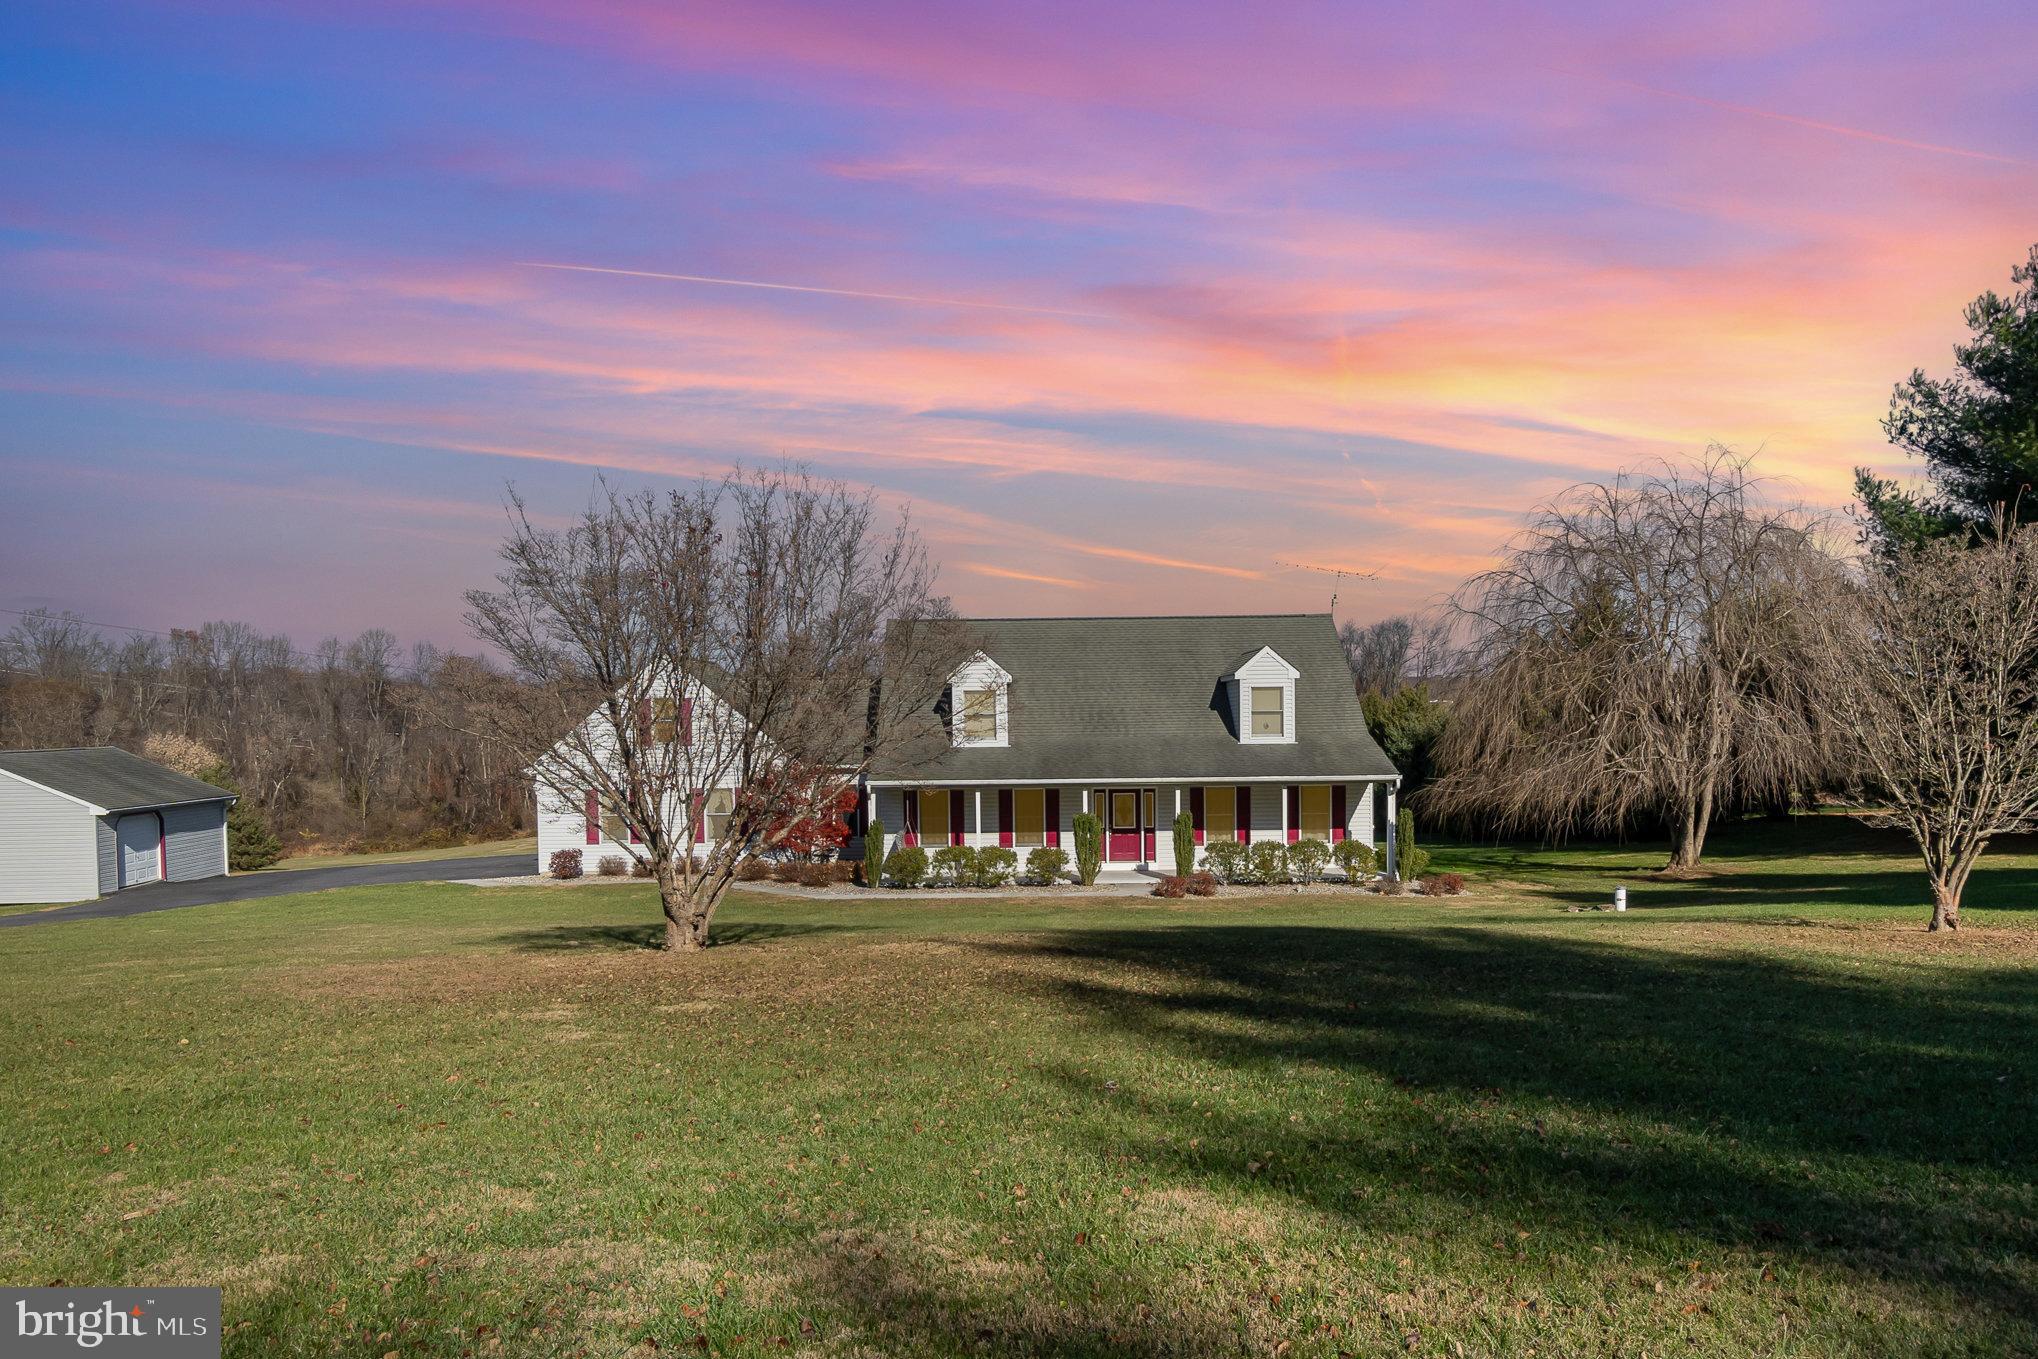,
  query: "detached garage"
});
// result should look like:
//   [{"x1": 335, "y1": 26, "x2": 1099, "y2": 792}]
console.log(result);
[{"x1": 0, "y1": 747, "x2": 235, "y2": 905}]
